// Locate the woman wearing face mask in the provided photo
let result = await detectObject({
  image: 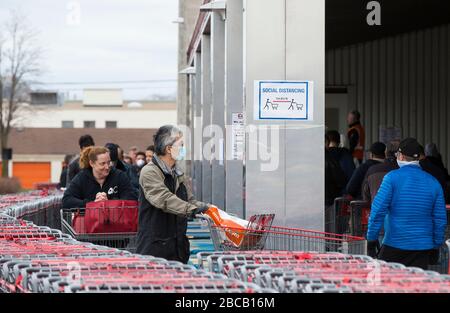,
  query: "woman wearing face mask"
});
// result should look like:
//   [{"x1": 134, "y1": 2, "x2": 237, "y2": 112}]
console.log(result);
[
  {"x1": 135, "y1": 151, "x2": 147, "y2": 172},
  {"x1": 62, "y1": 146, "x2": 138, "y2": 209},
  {"x1": 136, "y1": 125, "x2": 215, "y2": 263}
]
